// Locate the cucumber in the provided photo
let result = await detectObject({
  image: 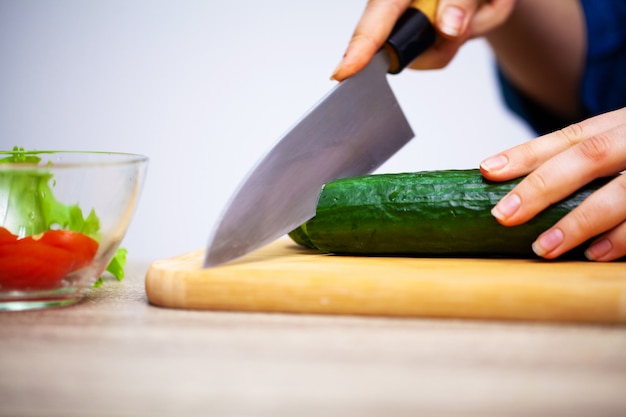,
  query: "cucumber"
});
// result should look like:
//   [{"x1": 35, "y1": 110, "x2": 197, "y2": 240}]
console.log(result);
[
  {"x1": 288, "y1": 169, "x2": 612, "y2": 258},
  {"x1": 288, "y1": 222, "x2": 315, "y2": 249}
]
